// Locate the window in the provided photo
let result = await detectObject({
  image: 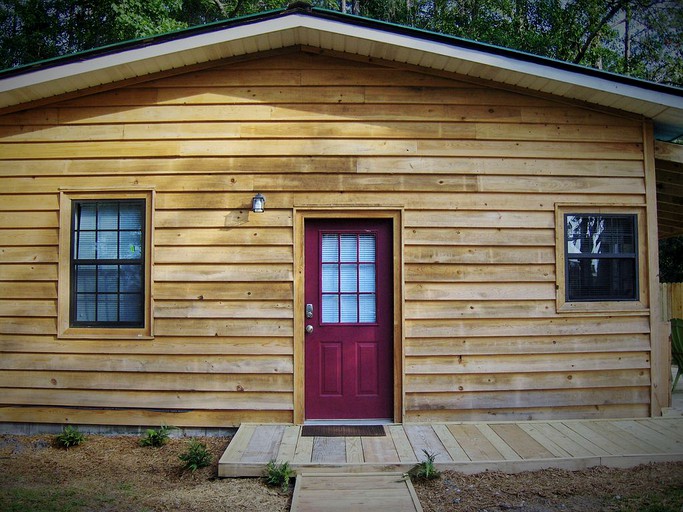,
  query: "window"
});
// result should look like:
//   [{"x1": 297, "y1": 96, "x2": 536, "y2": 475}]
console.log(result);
[
  {"x1": 71, "y1": 200, "x2": 145, "y2": 327},
  {"x1": 565, "y1": 214, "x2": 638, "y2": 301},
  {"x1": 321, "y1": 232, "x2": 377, "y2": 323},
  {"x1": 58, "y1": 191, "x2": 153, "y2": 338},
  {"x1": 556, "y1": 206, "x2": 646, "y2": 312}
]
